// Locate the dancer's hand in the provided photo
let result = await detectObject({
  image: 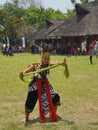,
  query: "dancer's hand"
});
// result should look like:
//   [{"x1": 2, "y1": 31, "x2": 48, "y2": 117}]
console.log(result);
[
  {"x1": 19, "y1": 71, "x2": 24, "y2": 80},
  {"x1": 61, "y1": 58, "x2": 66, "y2": 66}
]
